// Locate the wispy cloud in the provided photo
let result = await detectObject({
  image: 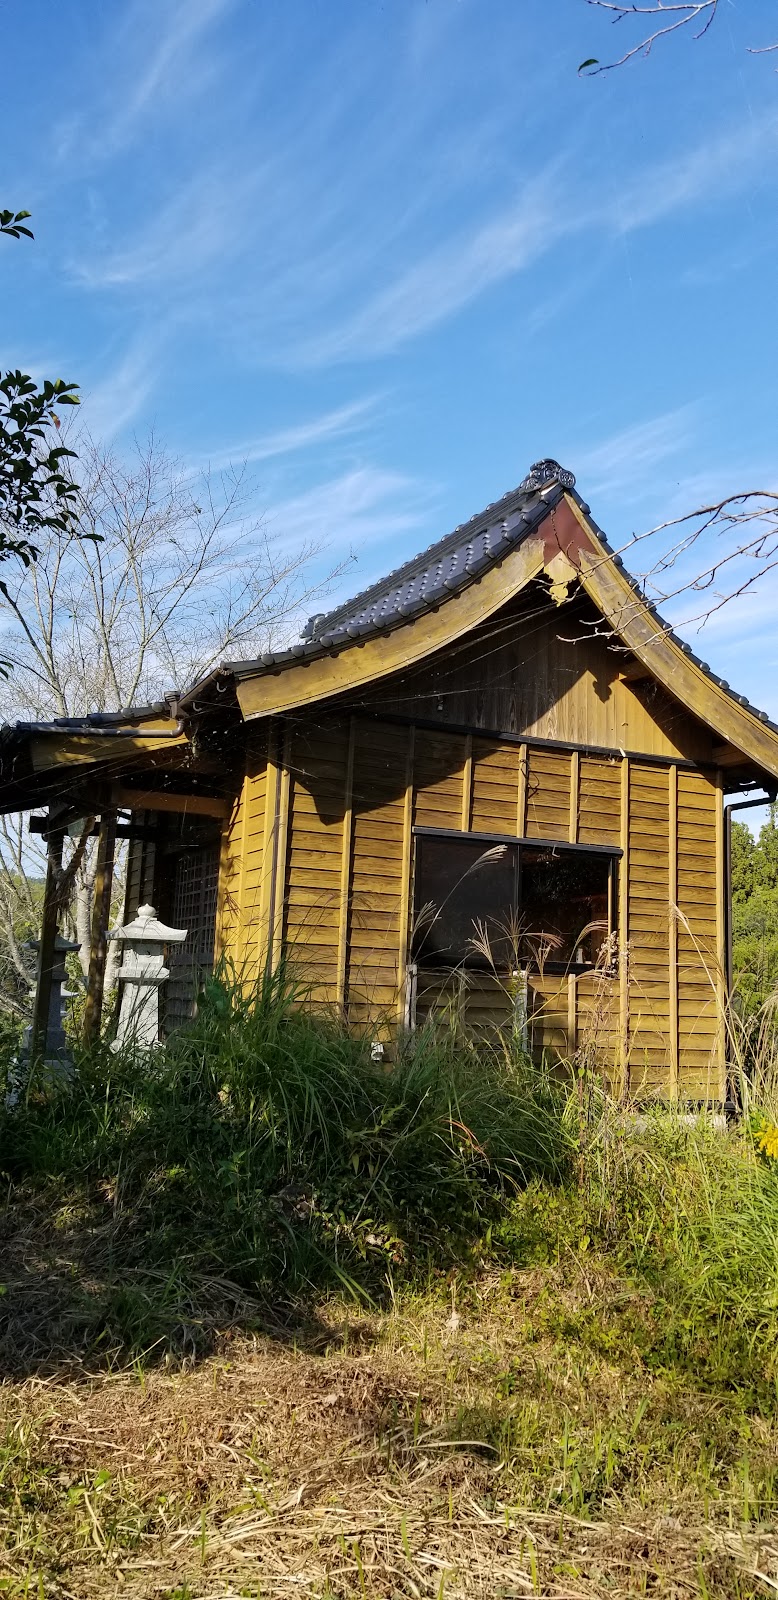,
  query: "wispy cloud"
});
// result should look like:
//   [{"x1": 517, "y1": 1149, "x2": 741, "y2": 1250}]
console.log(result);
[
  {"x1": 80, "y1": 333, "x2": 160, "y2": 441},
  {"x1": 194, "y1": 397, "x2": 380, "y2": 475},
  {"x1": 572, "y1": 407, "x2": 698, "y2": 501},
  {"x1": 71, "y1": 165, "x2": 253, "y2": 290},
  {"x1": 610, "y1": 109, "x2": 778, "y2": 233},
  {"x1": 55, "y1": 0, "x2": 235, "y2": 168},
  {"x1": 106, "y1": 0, "x2": 234, "y2": 154},
  {"x1": 296, "y1": 180, "x2": 563, "y2": 365},
  {"x1": 266, "y1": 466, "x2": 436, "y2": 567},
  {"x1": 285, "y1": 108, "x2": 778, "y2": 369}
]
